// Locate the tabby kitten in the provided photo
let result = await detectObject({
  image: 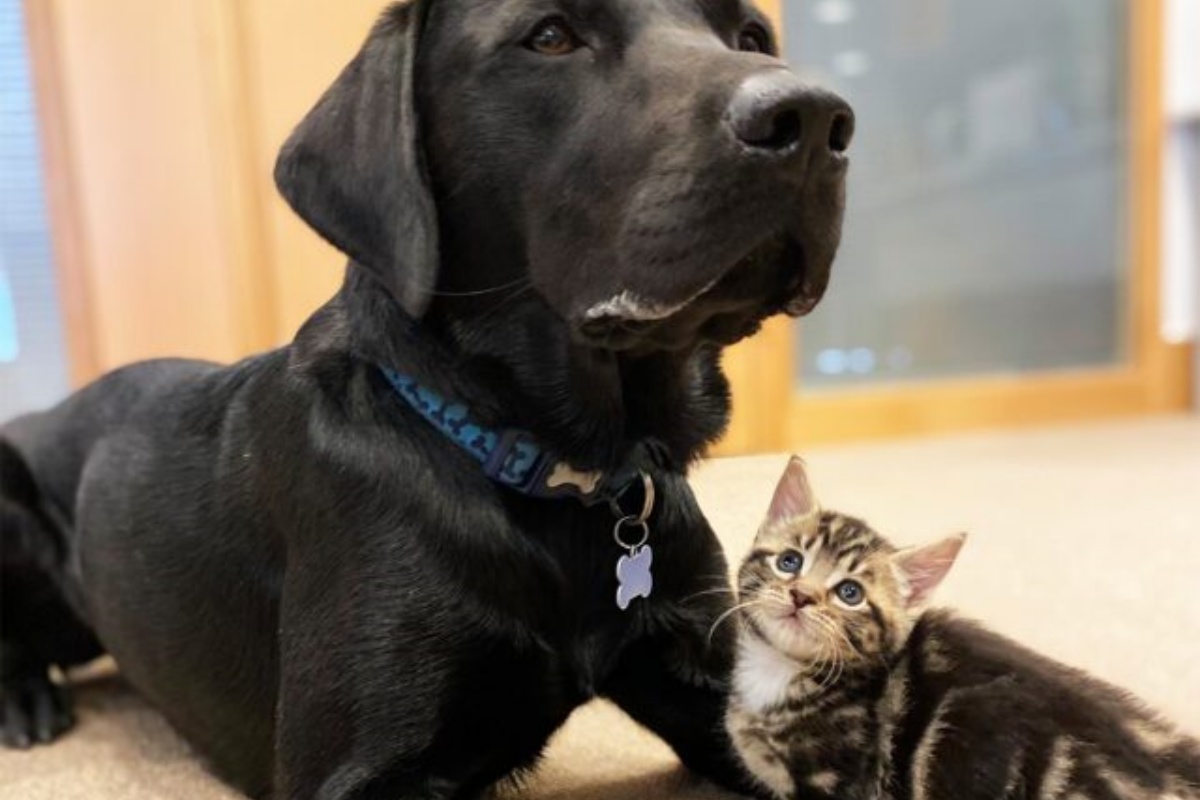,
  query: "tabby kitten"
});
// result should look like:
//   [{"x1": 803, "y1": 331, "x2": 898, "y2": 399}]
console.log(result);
[{"x1": 726, "y1": 456, "x2": 1200, "y2": 800}]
